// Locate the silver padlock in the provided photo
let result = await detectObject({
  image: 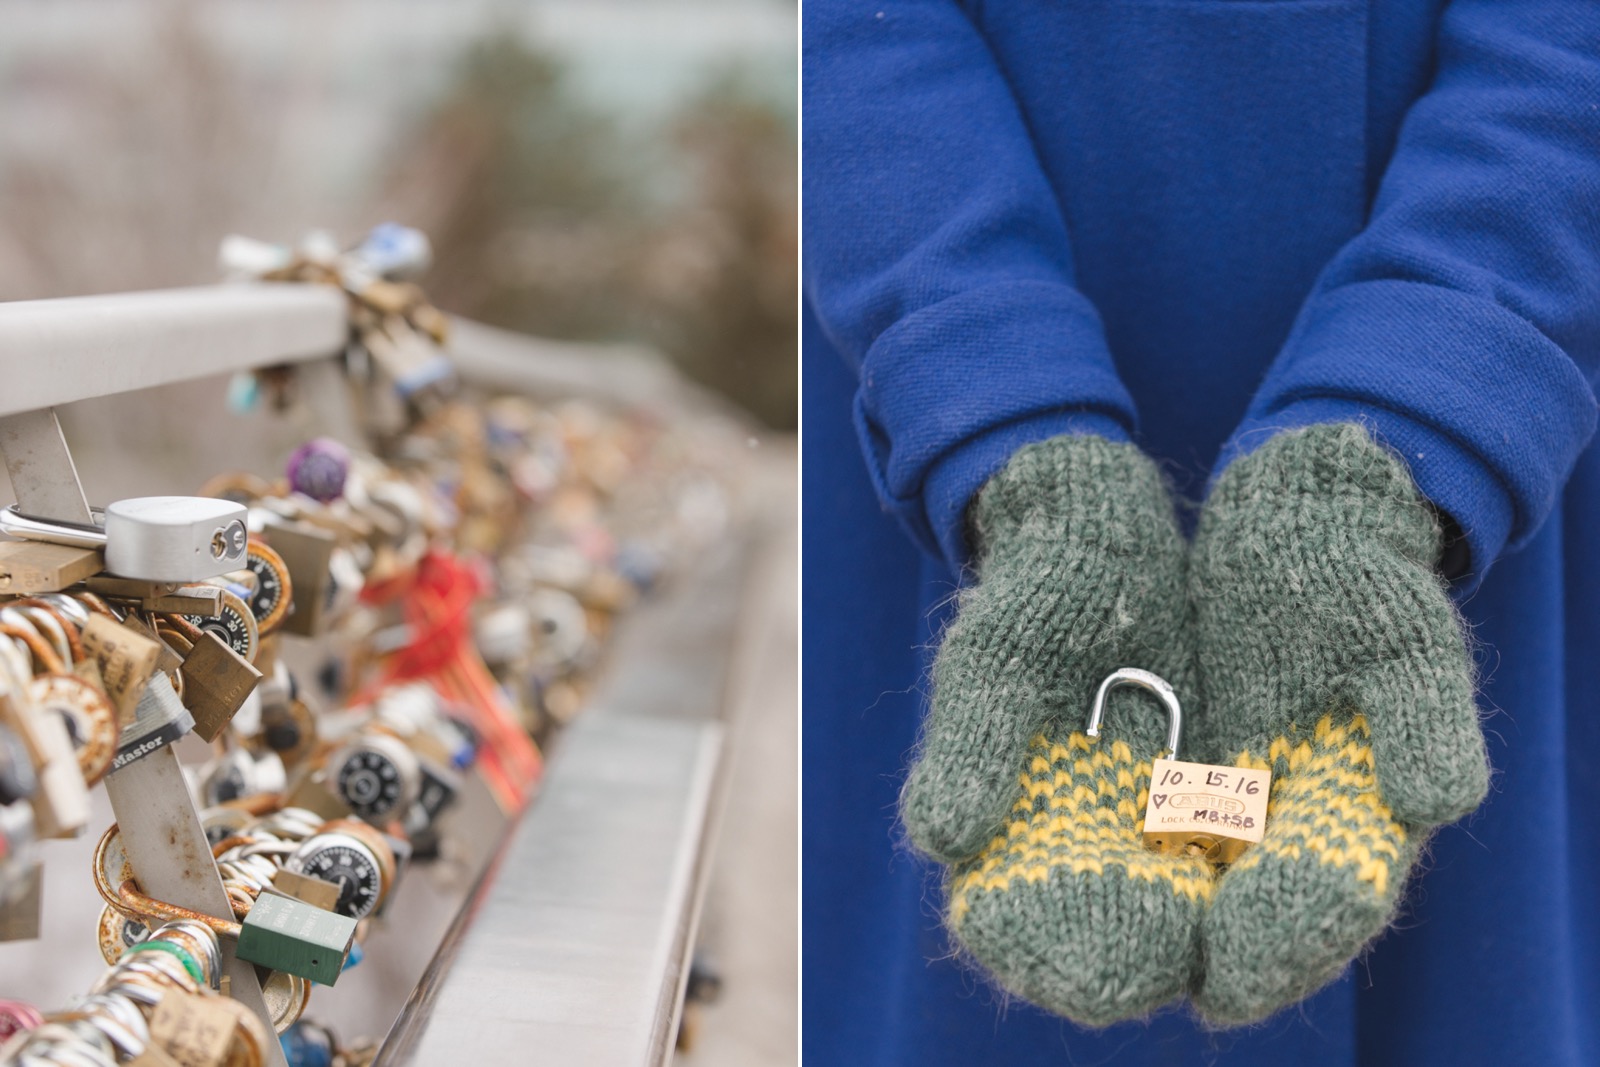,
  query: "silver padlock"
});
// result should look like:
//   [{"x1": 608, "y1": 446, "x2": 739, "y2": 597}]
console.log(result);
[
  {"x1": 110, "y1": 672, "x2": 193, "y2": 772},
  {"x1": 328, "y1": 733, "x2": 420, "y2": 824},
  {"x1": 0, "y1": 497, "x2": 249, "y2": 583},
  {"x1": 104, "y1": 497, "x2": 248, "y2": 582}
]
